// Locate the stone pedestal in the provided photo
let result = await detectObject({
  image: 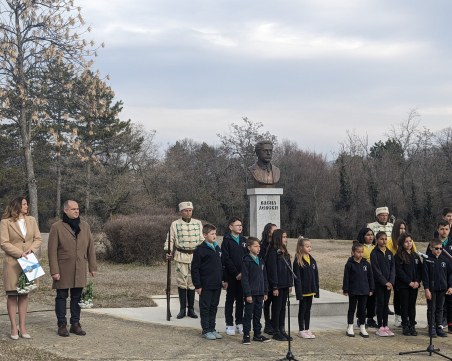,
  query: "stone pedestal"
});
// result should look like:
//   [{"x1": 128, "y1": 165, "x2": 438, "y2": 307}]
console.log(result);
[{"x1": 247, "y1": 188, "x2": 283, "y2": 237}]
